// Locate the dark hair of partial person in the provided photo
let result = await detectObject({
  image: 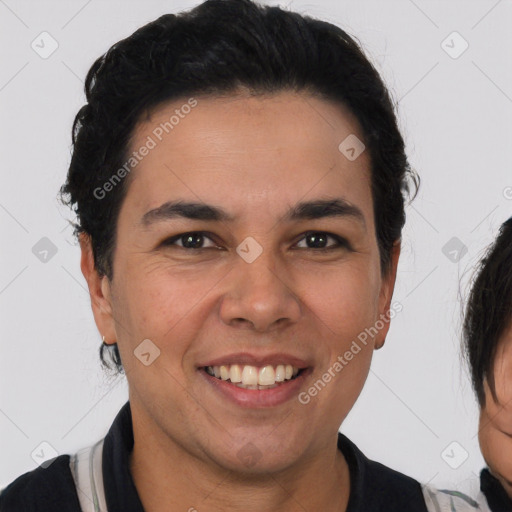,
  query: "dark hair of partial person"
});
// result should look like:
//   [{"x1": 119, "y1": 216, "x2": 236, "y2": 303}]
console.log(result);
[
  {"x1": 463, "y1": 216, "x2": 512, "y2": 405},
  {"x1": 59, "y1": 0, "x2": 418, "y2": 373}
]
